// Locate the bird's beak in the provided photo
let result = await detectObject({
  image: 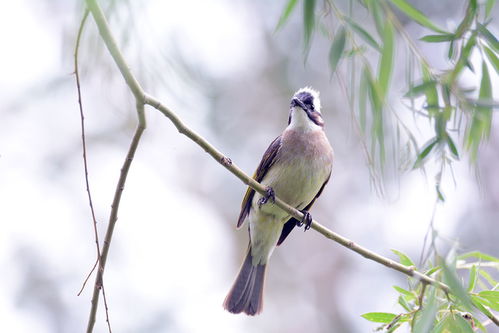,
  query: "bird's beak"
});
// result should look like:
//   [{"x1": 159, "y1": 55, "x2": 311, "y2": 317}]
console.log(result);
[{"x1": 291, "y1": 97, "x2": 308, "y2": 111}]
